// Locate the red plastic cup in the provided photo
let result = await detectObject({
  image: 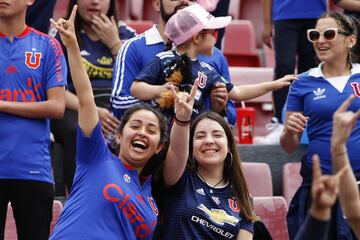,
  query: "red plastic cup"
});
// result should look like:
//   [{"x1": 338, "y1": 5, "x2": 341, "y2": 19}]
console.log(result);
[{"x1": 237, "y1": 107, "x2": 256, "y2": 144}]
